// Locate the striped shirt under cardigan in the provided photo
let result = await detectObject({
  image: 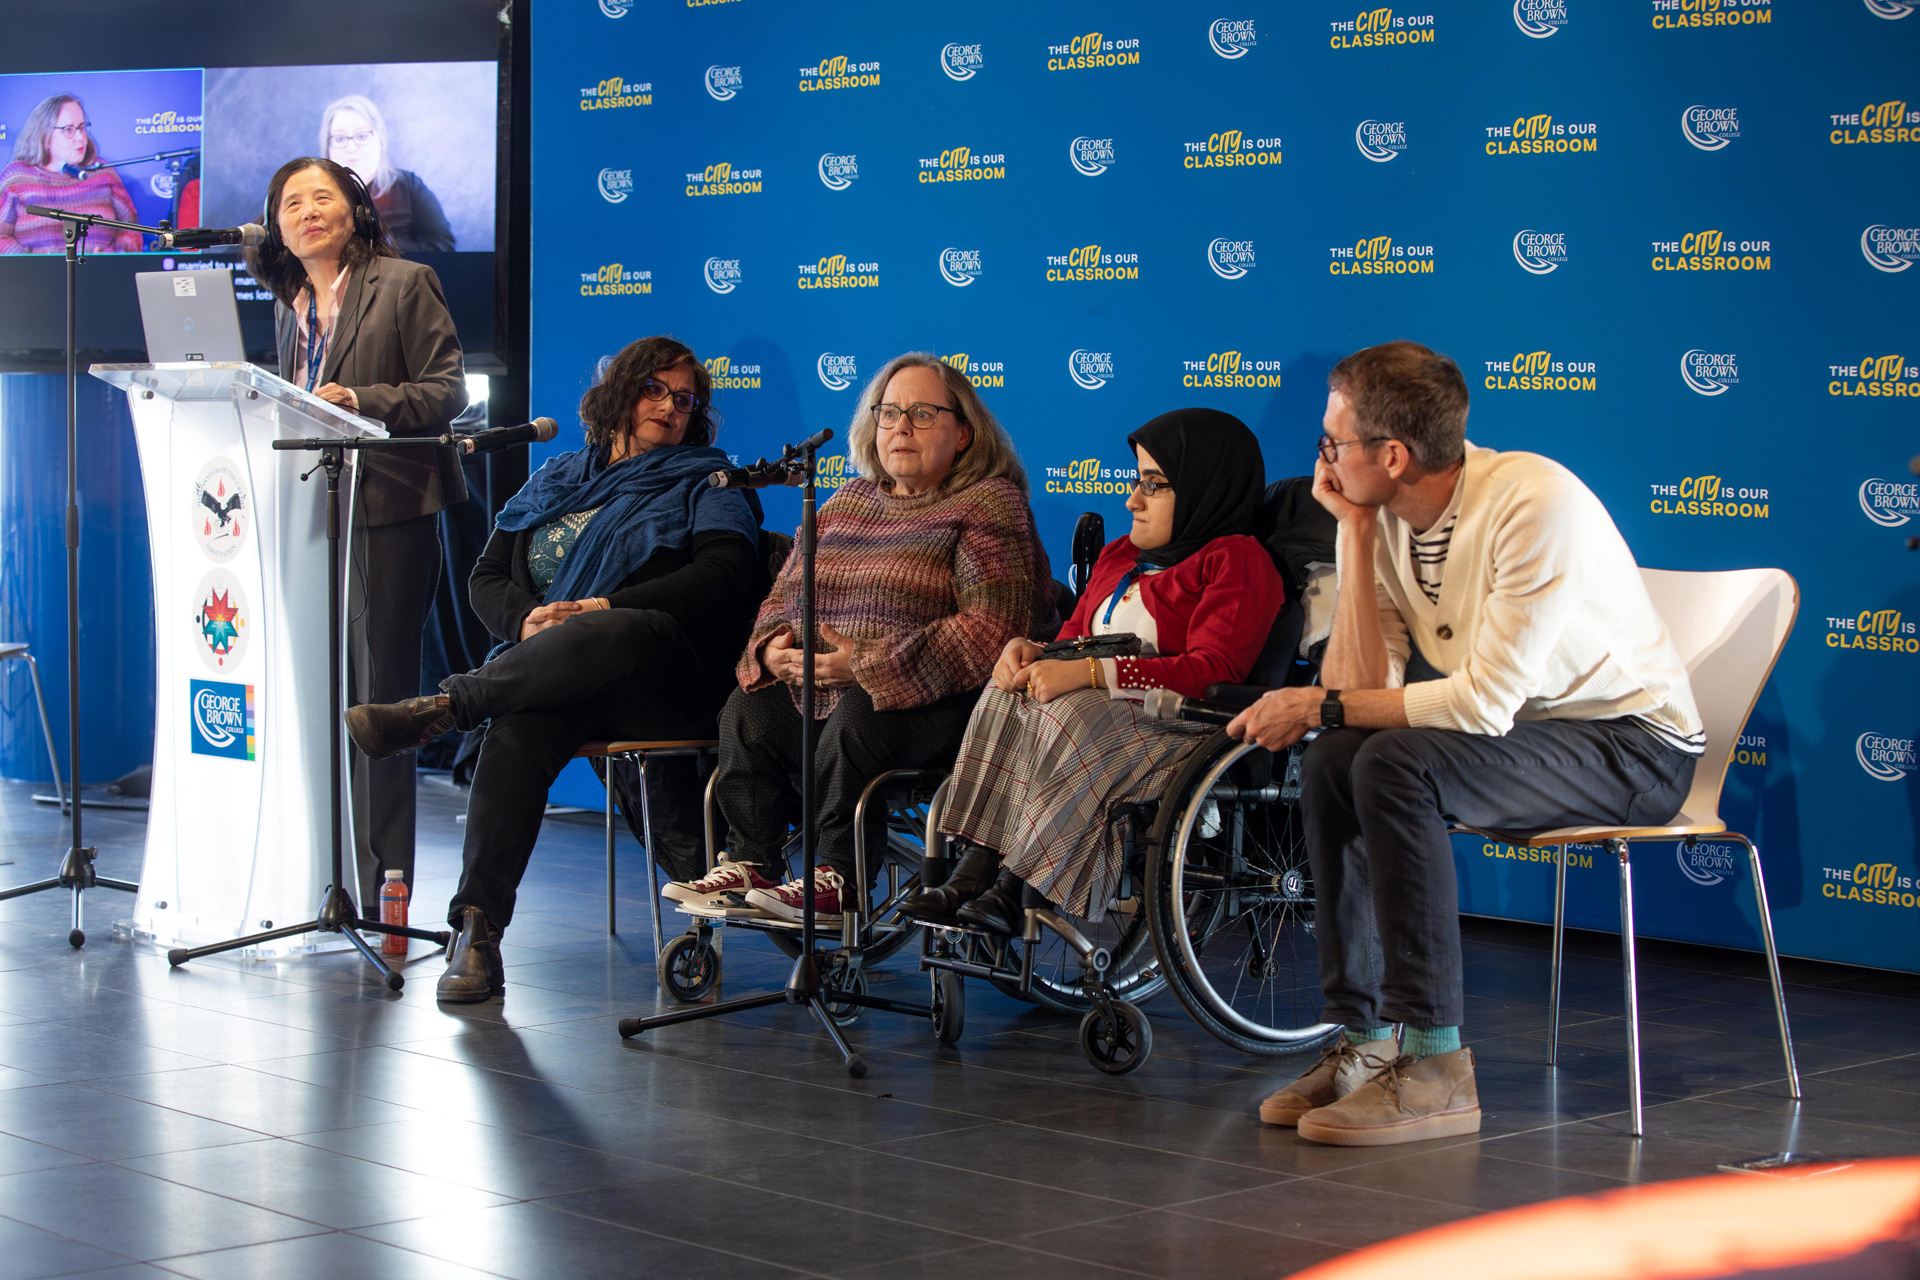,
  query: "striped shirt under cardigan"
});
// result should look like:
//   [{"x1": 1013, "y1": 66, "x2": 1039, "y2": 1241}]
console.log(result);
[
  {"x1": 738, "y1": 476, "x2": 1052, "y2": 717},
  {"x1": 0, "y1": 163, "x2": 143, "y2": 254}
]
